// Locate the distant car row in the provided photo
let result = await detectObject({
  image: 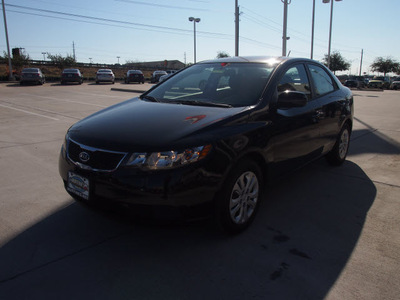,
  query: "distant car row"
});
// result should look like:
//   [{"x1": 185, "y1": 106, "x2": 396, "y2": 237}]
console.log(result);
[
  {"x1": 18, "y1": 68, "x2": 178, "y2": 85},
  {"x1": 343, "y1": 76, "x2": 400, "y2": 90}
]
